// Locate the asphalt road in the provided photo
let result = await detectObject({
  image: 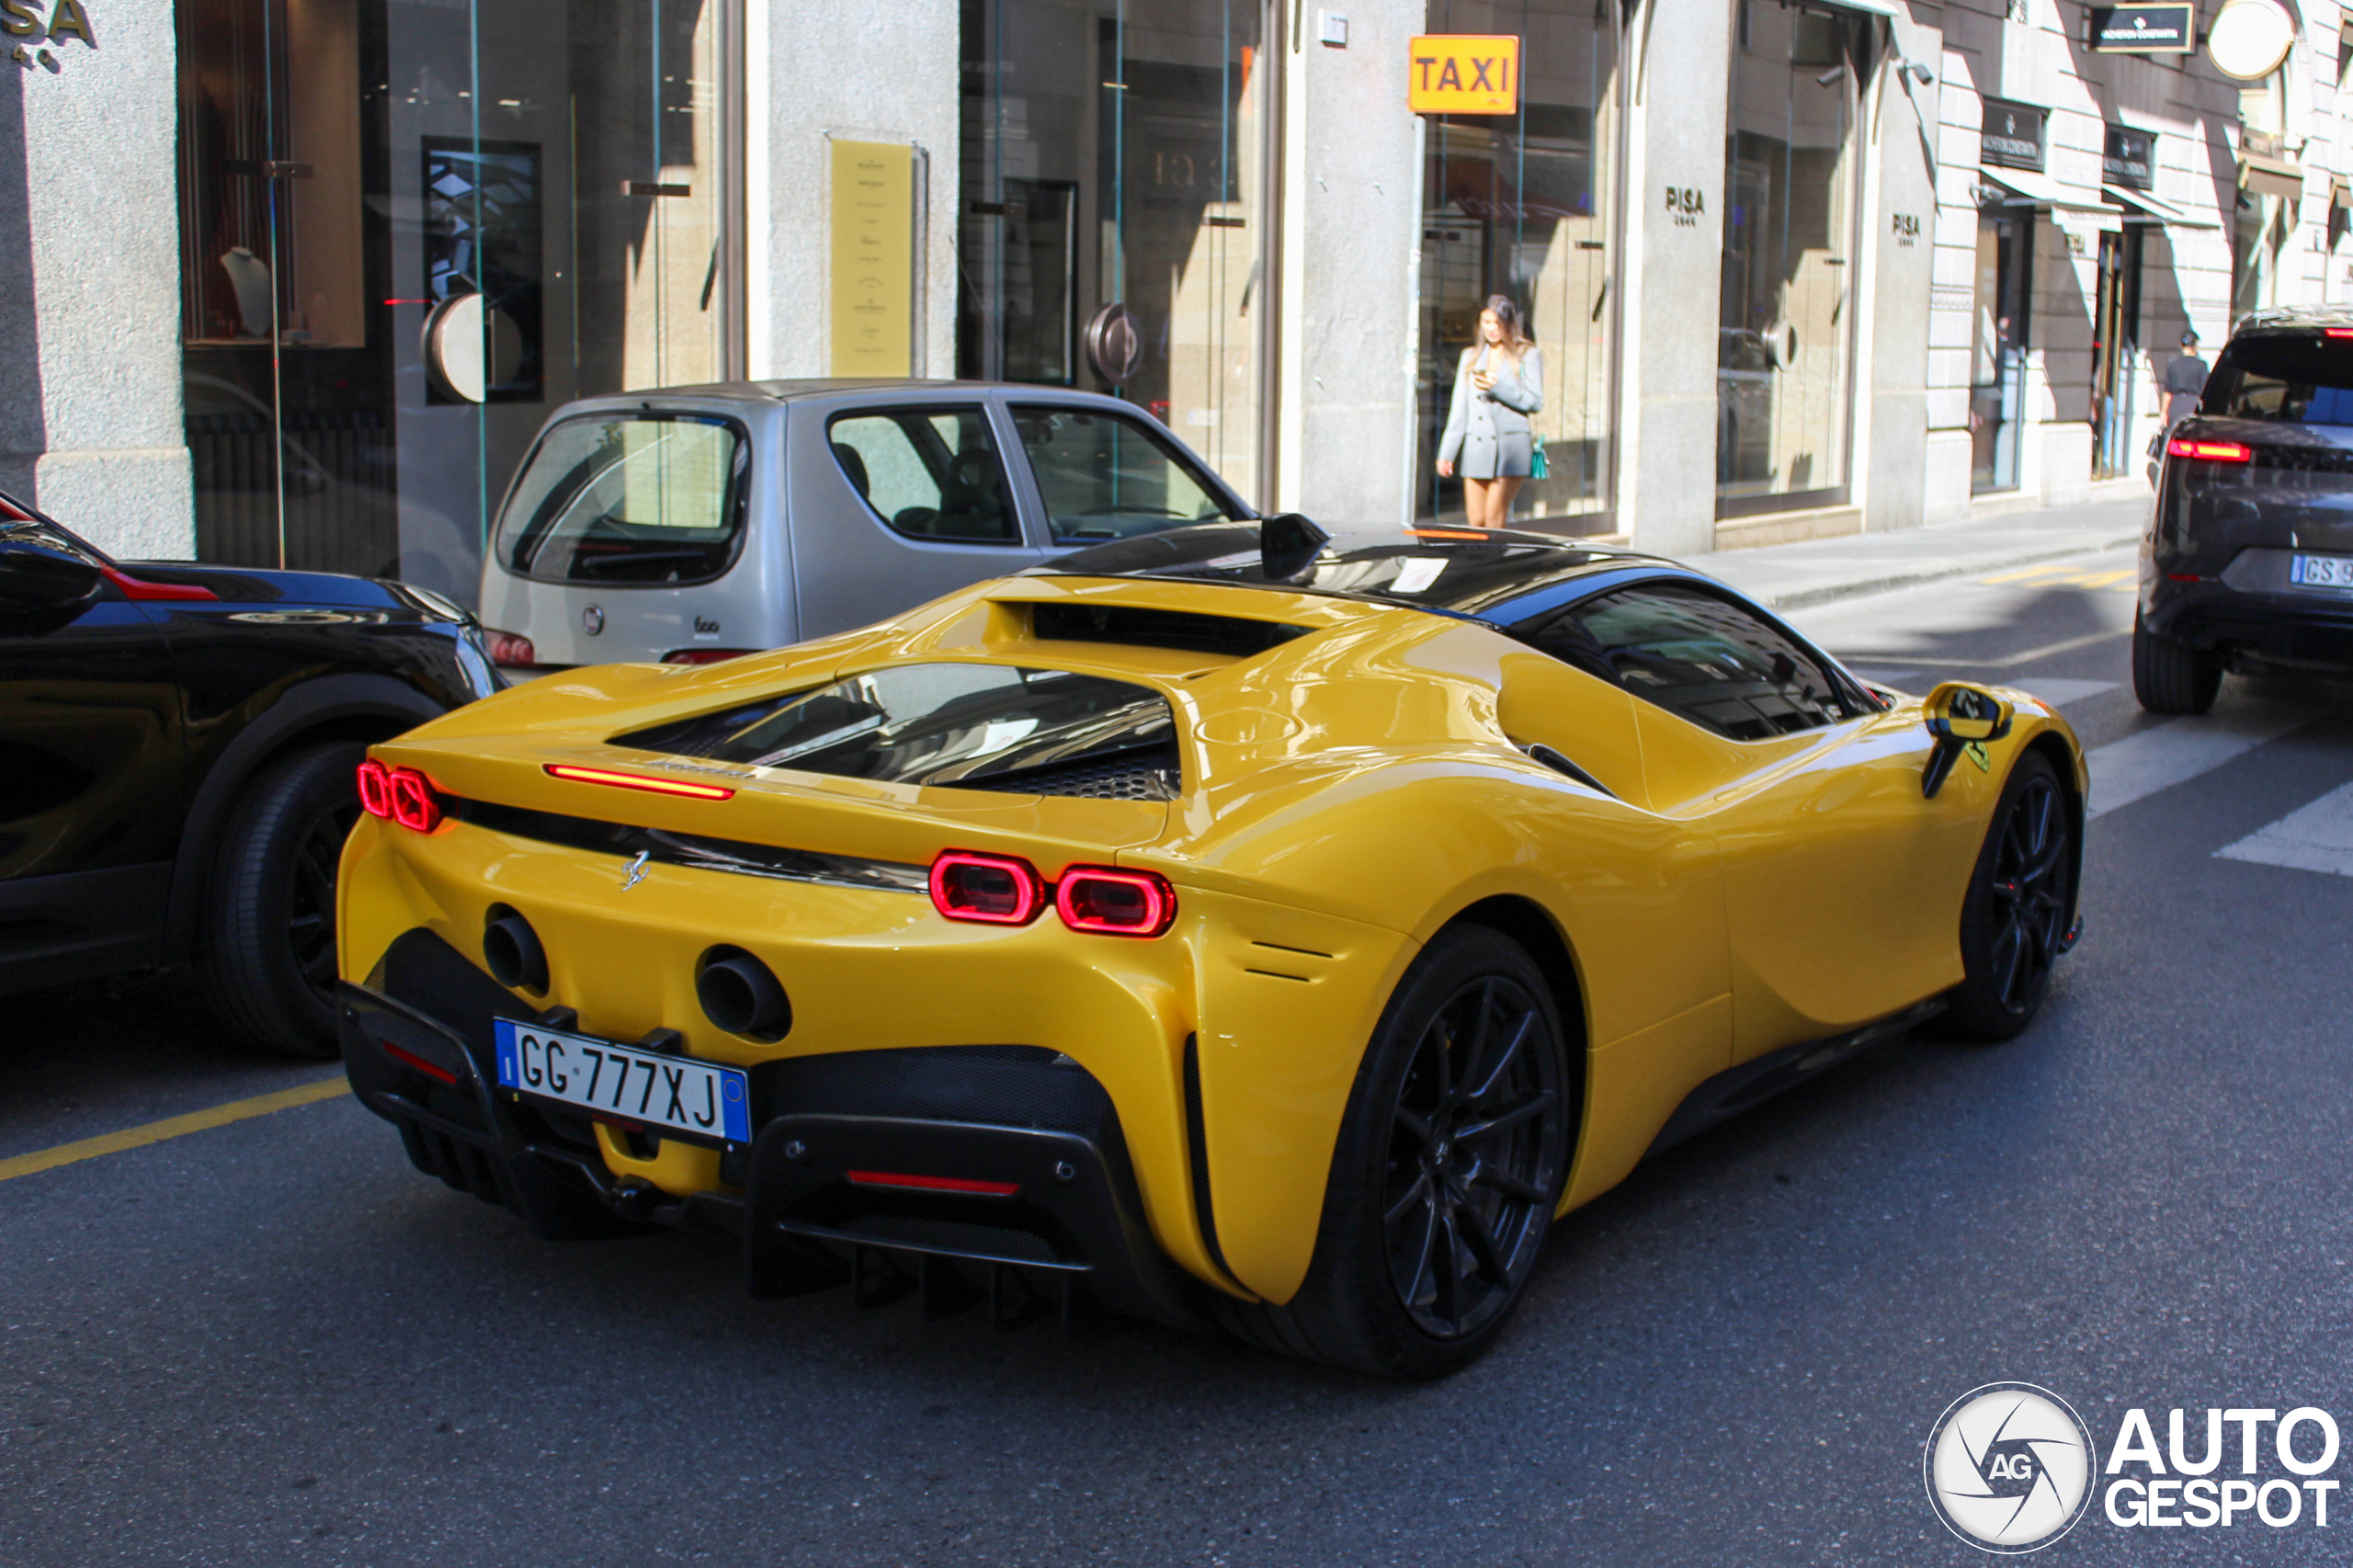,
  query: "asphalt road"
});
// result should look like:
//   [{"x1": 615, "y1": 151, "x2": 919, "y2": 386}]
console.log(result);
[{"x1": 7, "y1": 551, "x2": 2353, "y2": 1566}]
